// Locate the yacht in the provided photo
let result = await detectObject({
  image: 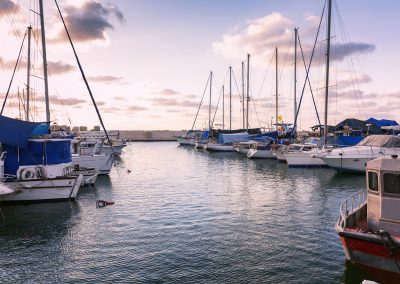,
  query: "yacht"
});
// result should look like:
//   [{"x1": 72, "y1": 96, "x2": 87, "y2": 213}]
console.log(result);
[
  {"x1": 321, "y1": 135, "x2": 400, "y2": 172},
  {"x1": 336, "y1": 156, "x2": 400, "y2": 282}
]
